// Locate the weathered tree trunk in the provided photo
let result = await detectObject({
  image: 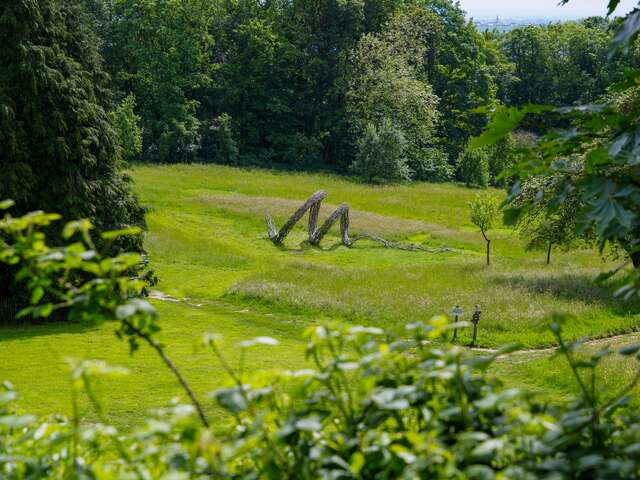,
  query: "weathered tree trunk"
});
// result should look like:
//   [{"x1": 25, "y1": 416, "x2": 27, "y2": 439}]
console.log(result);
[
  {"x1": 266, "y1": 191, "x2": 452, "y2": 252},
  {"x1": 265, "y1": 190, "x2": 327, "y2": 244},
  {"x1": 311, "y1": 203, "x2": 350, "y2": 245}
]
